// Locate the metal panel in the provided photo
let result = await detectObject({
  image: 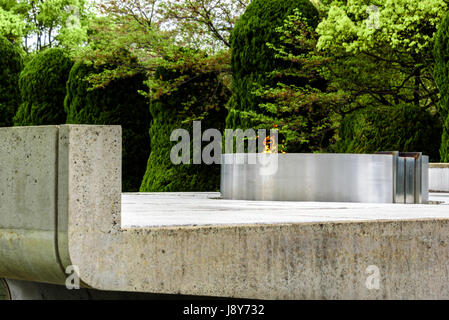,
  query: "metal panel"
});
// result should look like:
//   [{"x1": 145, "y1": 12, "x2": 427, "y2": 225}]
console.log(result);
[
  {"x1": 220, "y1": 155, "x2": 232, "y2": 199},
  {"x1": 421, "y1": 156, "x2": 429, "y2": 204},
  {"x1": 414, "y1": 154, "x2": 422, "y2": 204},
  {"x1": 396, "y1": 156, "x2": 405, "y2": 204},
  {"x1": 405, "y1": 157, "x2": 415, "y2": 204},
  {"x1": 221, "y1": 153, "x2": 395, "y2": 203}
]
